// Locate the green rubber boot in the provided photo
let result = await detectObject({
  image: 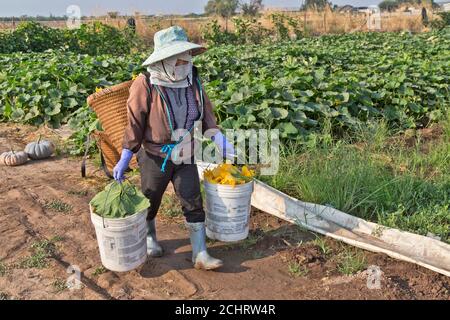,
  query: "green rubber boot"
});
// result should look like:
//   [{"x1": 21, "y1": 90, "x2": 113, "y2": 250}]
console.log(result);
[
  {"x1": 146, "y1": 219, "x2": 163, "y2": 257},
  {"x1": 186, "y1": 222, "x2": 223, "y2": 270}
]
